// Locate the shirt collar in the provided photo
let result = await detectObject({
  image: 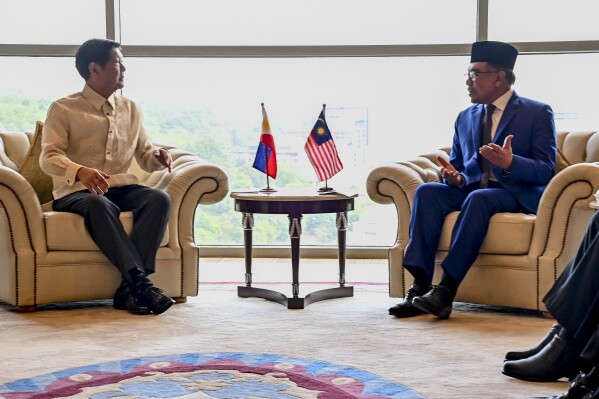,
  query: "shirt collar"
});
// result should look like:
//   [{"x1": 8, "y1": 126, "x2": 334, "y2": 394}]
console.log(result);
[
  {"x1": 82, "y1": 84, "x2": 116, "y2": 111},
  {"x1": 491, "y1": 88, "x2": 514, "y2": 112}
]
